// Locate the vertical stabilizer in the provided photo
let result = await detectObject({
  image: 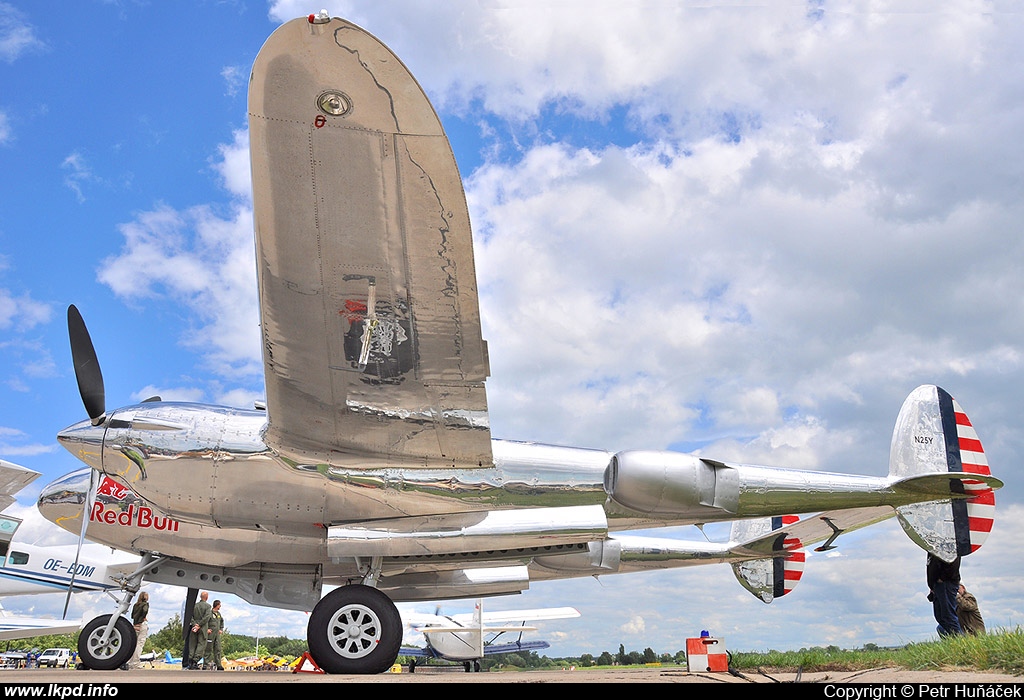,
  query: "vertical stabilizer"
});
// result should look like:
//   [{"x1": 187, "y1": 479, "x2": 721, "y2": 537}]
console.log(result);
[
  {"x1": 891, "y1": 385, "x2": 995, "y2": 561},
  {"x1": 730, "y1": 515, "x2": 805, "y2": 603}
]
